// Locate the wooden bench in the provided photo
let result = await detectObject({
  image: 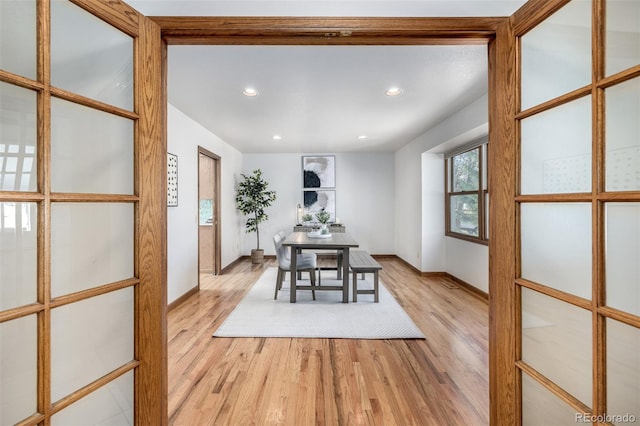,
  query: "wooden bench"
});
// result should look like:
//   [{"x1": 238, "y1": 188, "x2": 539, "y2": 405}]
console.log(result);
[{"x1": 349, "y1": 250, "x2": 382, "y2": 302}]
